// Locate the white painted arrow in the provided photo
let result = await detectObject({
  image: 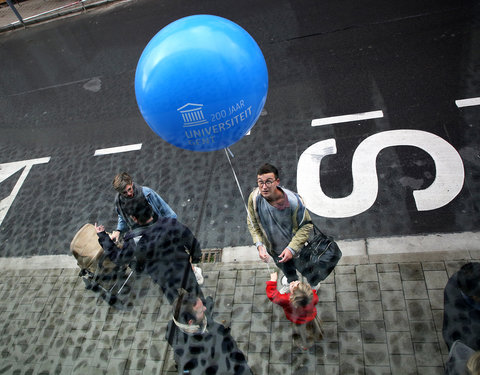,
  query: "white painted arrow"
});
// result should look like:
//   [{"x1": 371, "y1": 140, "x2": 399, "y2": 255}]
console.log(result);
[{"x1": 0, "y1": 157, "x2": 50, "y2": 226}]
